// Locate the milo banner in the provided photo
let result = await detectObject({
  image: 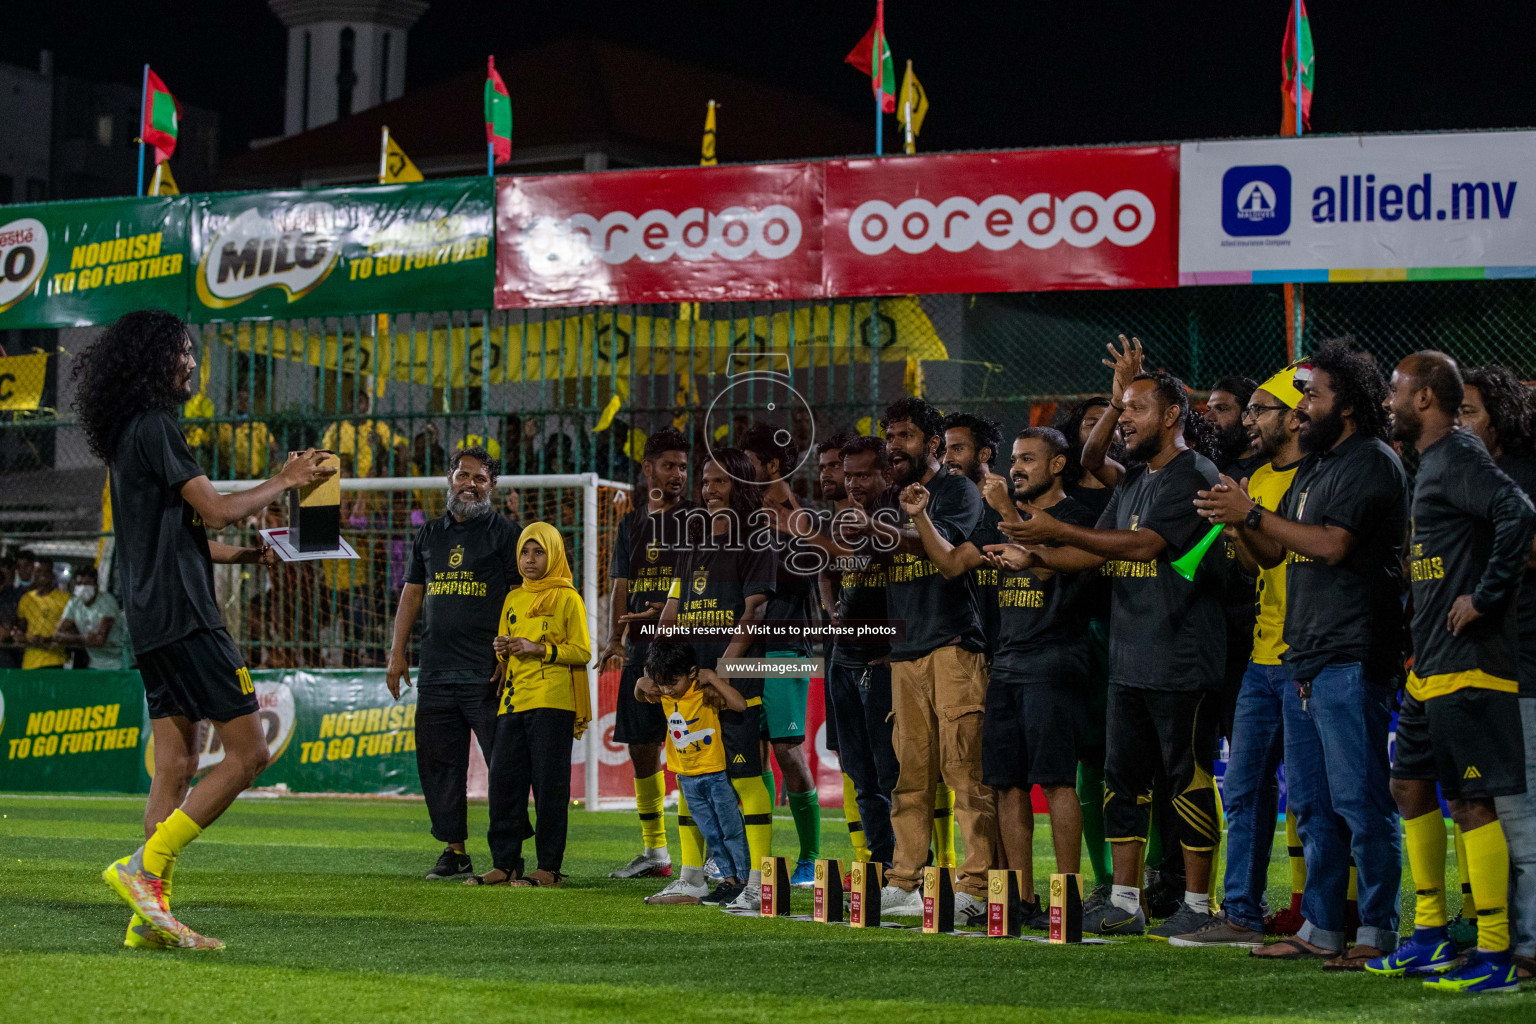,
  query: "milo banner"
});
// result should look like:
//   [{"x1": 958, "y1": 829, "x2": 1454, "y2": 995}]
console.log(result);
[
  {"x1": 0, "y1": 197, "x2": 188, "y2": 328},
  {"x1": 189, "y1": 178, "x2": 493, "y2": 321}
]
